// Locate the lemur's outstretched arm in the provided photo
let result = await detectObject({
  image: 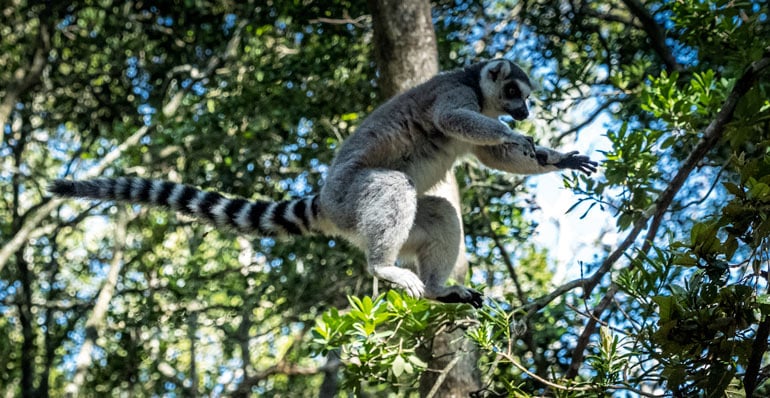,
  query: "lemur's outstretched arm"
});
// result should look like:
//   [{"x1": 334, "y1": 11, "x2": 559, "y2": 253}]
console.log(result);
[
  {"x1": 433, "y1": 87, "x2": 538, "y2": 158},
  {"x1": 473, "y1": 143, "x2": 598, "y2": 175}
]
